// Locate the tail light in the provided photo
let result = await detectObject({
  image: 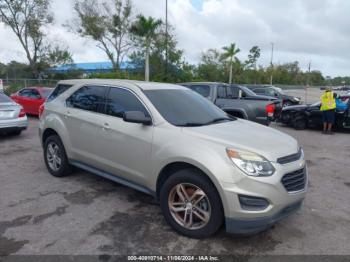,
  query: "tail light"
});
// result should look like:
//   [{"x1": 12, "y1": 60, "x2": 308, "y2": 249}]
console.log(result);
[
  {"x1": 19, "y1": 108, "x2": 26, "y2": 117},
  {"x1": 266, "y1": 103, "x2": 275, "y2": 118},
  {"x1": 39, "y1": 104, "x2": 45, "y2": 118}
]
